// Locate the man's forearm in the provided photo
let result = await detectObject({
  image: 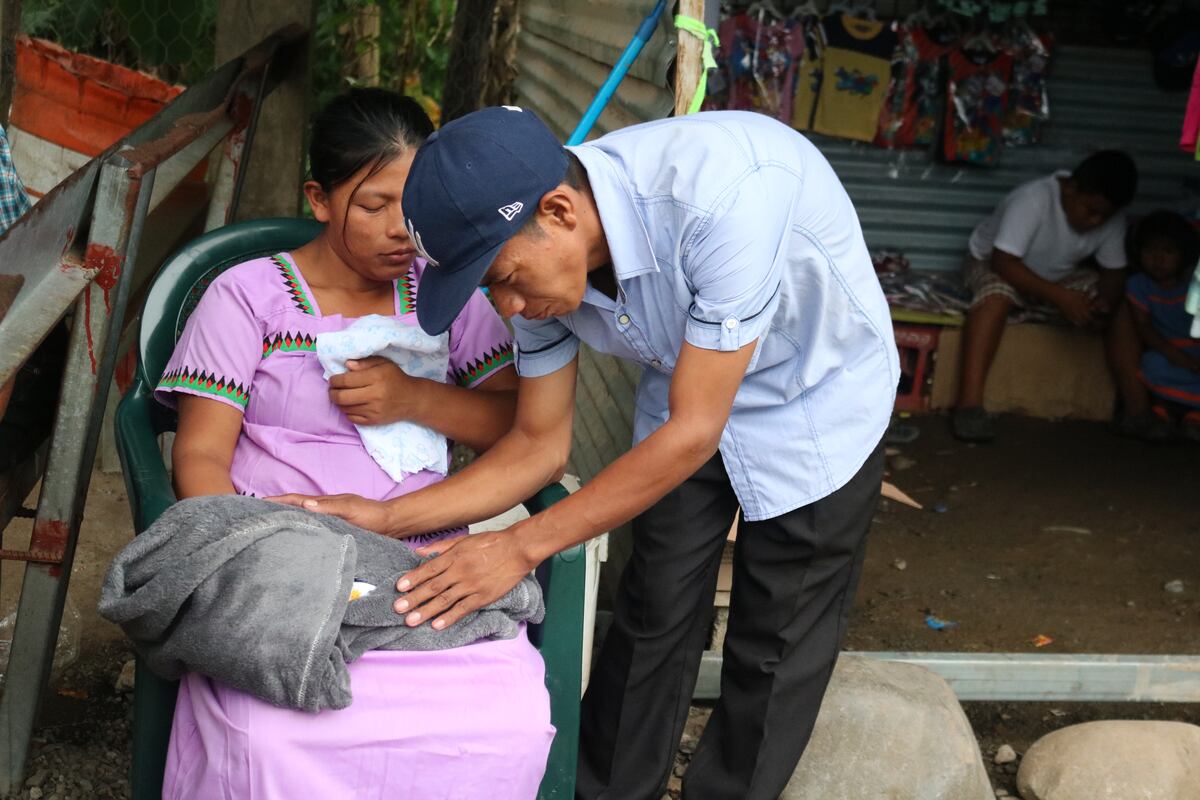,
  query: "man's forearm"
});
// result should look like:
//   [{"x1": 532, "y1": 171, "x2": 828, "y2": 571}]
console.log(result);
[
  {"x1": 383, "y1": 426, "x2": 567, "y2": 537},
  {"x1": 406, "y1": 378, "x2": 516, "y2": 452},
  {"x1": 515, "y1": 418, "x2": 722, "y2": 565}
]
